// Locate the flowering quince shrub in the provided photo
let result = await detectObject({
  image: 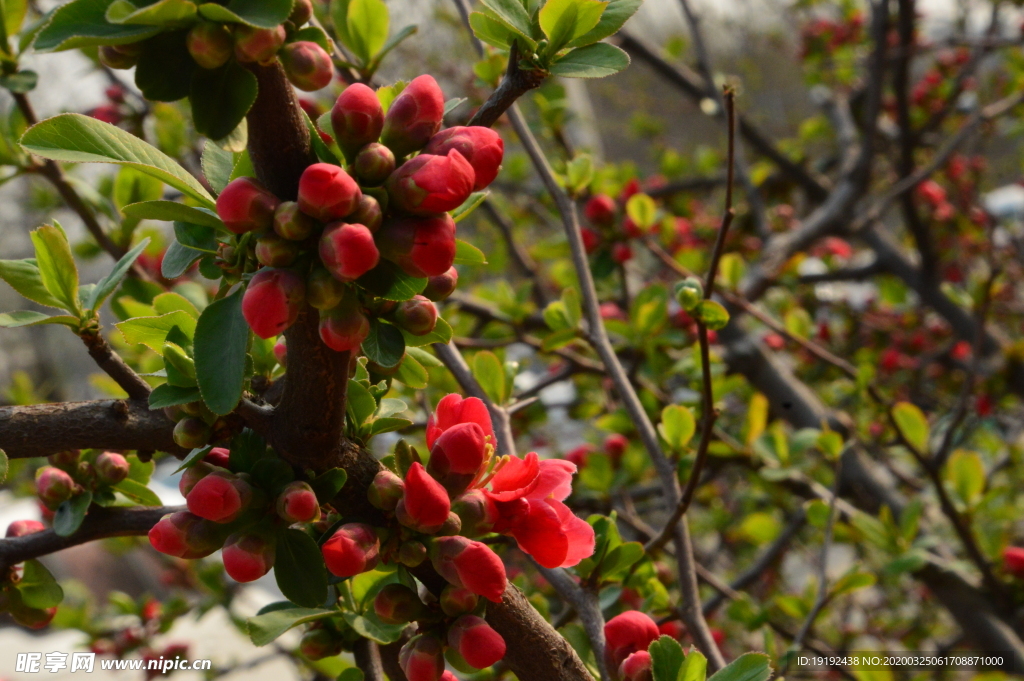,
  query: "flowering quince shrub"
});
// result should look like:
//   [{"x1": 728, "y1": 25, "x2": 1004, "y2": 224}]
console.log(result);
[{"x1": 3, "y1": 0, "x2": 1024, "y2": 680}]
